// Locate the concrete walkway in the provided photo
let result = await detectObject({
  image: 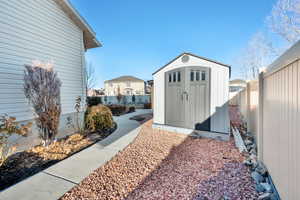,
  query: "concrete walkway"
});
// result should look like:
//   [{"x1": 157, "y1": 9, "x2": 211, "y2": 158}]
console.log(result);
[{"x1": 0, "y1": 109, "x2": 152, "y2": 200}]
